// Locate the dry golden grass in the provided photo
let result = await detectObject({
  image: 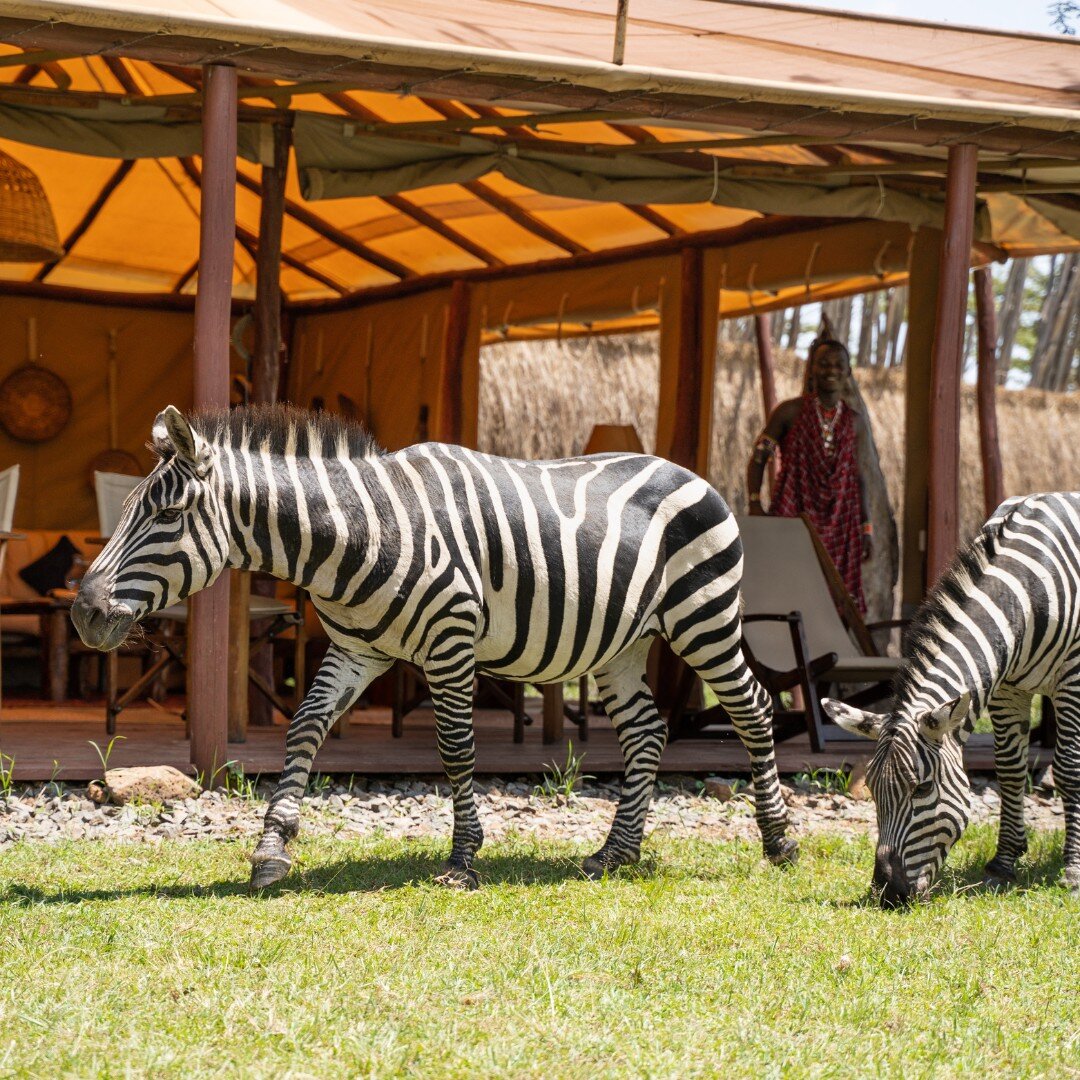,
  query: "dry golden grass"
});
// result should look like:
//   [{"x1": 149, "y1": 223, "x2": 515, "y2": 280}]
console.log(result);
[{"x1": 480, "y1": 335, "x2": 1080, "y2": 610}]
